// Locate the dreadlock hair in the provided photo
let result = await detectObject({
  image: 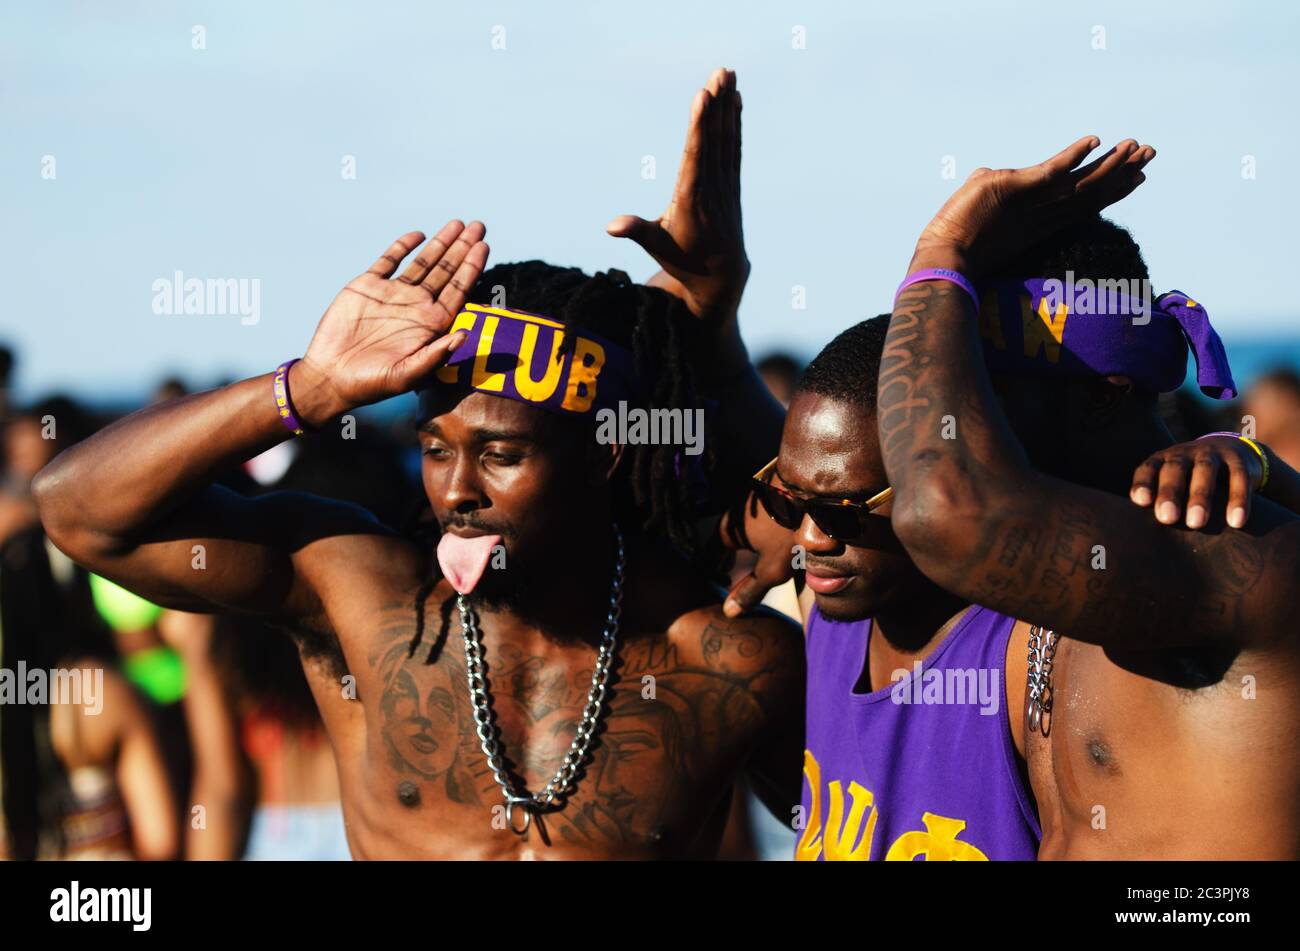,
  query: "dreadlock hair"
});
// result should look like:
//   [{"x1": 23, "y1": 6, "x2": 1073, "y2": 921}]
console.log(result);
[
  {"x1": 405, "y1": 261, "x2": 706, "y2": 659},
  {"x1": 462, "y1": 260, "x2": 706, "y2": 557},
  {"x1": 795, "y1": 314, "x2": 892, "y2": 412}
]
